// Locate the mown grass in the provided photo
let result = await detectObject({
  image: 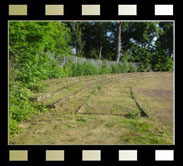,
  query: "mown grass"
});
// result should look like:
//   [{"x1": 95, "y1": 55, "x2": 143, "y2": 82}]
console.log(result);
[
  {"x1": 9, "y1": 72, "x2": 174, "y2": 145},
  {"x1": 133, "y1": 72, "x2": 173, "y2": 134},
  {"x1": 10, "y1": 113, "x2": 172, "y2": 145}
]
